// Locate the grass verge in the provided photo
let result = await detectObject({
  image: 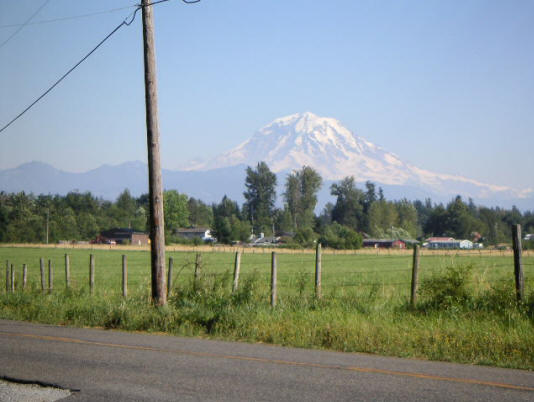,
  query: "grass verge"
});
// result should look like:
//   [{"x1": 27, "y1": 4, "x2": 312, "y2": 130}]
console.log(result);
[{"x1": 1, "y1": 266, "x2": 533, "y2": 370}]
